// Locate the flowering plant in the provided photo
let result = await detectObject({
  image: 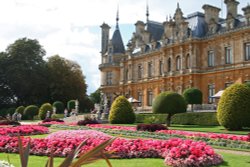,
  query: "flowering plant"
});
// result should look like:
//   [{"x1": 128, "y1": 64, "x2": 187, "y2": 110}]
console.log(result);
[{"x1": 0, "y1": 125, "x2": 49, "y2": 136}]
